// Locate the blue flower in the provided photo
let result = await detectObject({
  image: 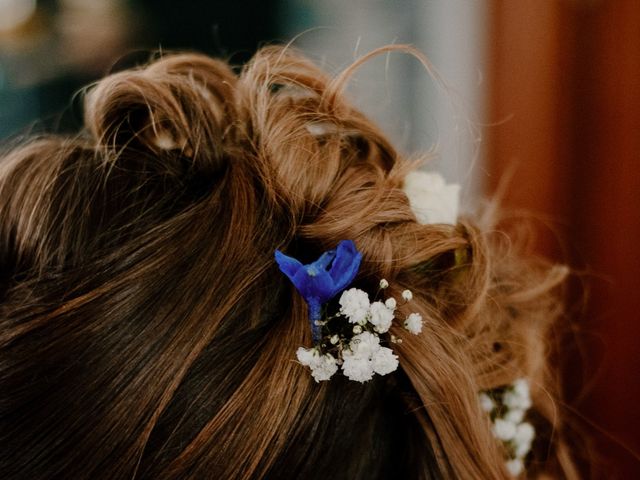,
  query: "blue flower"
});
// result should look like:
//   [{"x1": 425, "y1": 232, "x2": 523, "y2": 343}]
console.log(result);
[{"x1": 275, "y1": 240, "x2": 363, "y2": 342}]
